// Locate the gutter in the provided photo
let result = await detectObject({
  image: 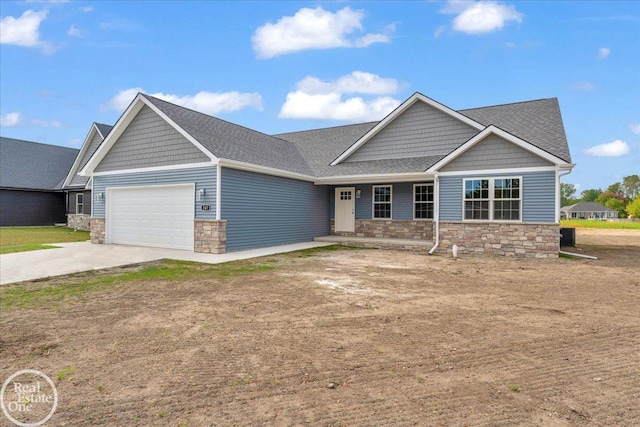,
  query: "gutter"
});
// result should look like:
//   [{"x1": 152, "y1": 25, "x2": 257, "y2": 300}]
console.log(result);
[{"x1": 428, "y1": 174, "x2": 440, "y2": 255}]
